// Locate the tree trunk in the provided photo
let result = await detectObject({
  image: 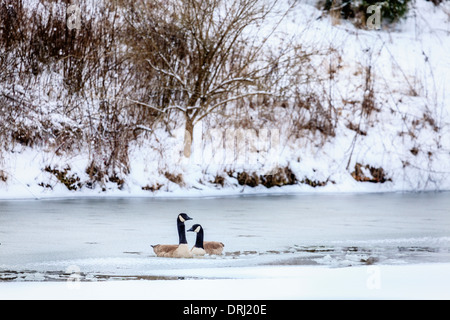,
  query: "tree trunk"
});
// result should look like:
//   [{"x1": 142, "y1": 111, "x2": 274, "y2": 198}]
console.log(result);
[{"x1": 184, "y1": 114, "x2": 194, "y2": 158}]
